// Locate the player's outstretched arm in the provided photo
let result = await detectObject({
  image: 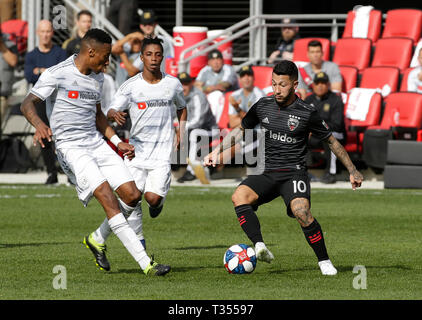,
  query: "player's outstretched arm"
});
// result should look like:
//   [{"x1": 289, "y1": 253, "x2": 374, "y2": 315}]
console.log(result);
[
  {"x1": 20, "y1": 93, "x2": 52, "y2": 148},
  {"x1": 176, "y1": 107, "x2": 187, "y2": 151},
  {"x1": 326, "y1": 135, "x2": 364, "y2": 190},
  {"x1": 203, "y1": 126, "x2": 244, "y2": 167},
  {"x1": 96, "y1": 104, "x2": 135, "y2": 160}
]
